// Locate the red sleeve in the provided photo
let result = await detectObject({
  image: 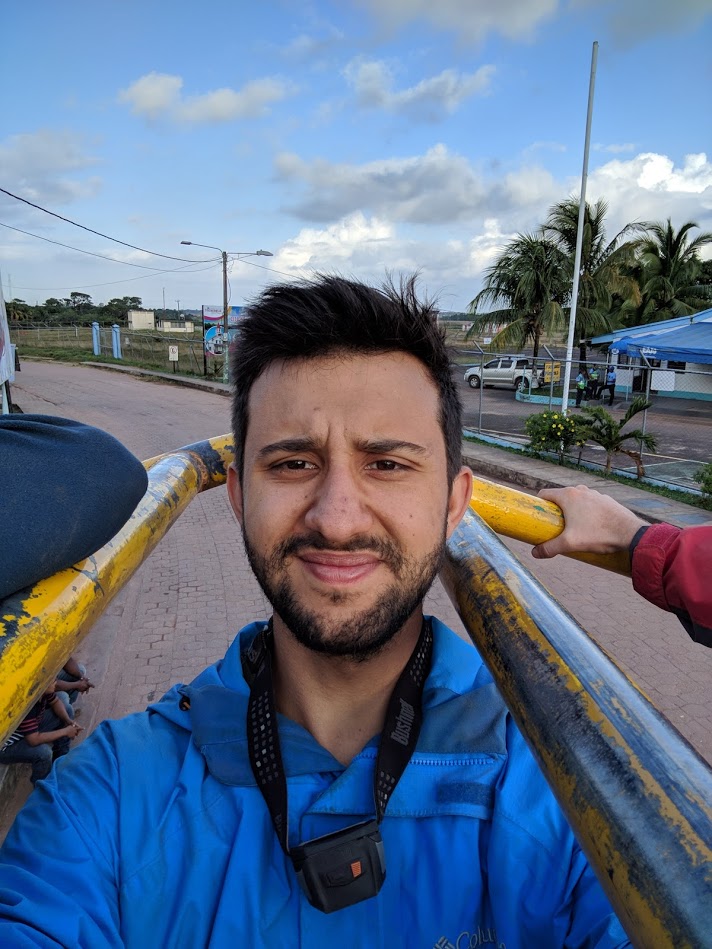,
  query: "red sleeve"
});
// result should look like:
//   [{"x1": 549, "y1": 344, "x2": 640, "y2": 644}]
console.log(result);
[{"x1": 632, "y1": 523, "x2": 712, "y2": 647}]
